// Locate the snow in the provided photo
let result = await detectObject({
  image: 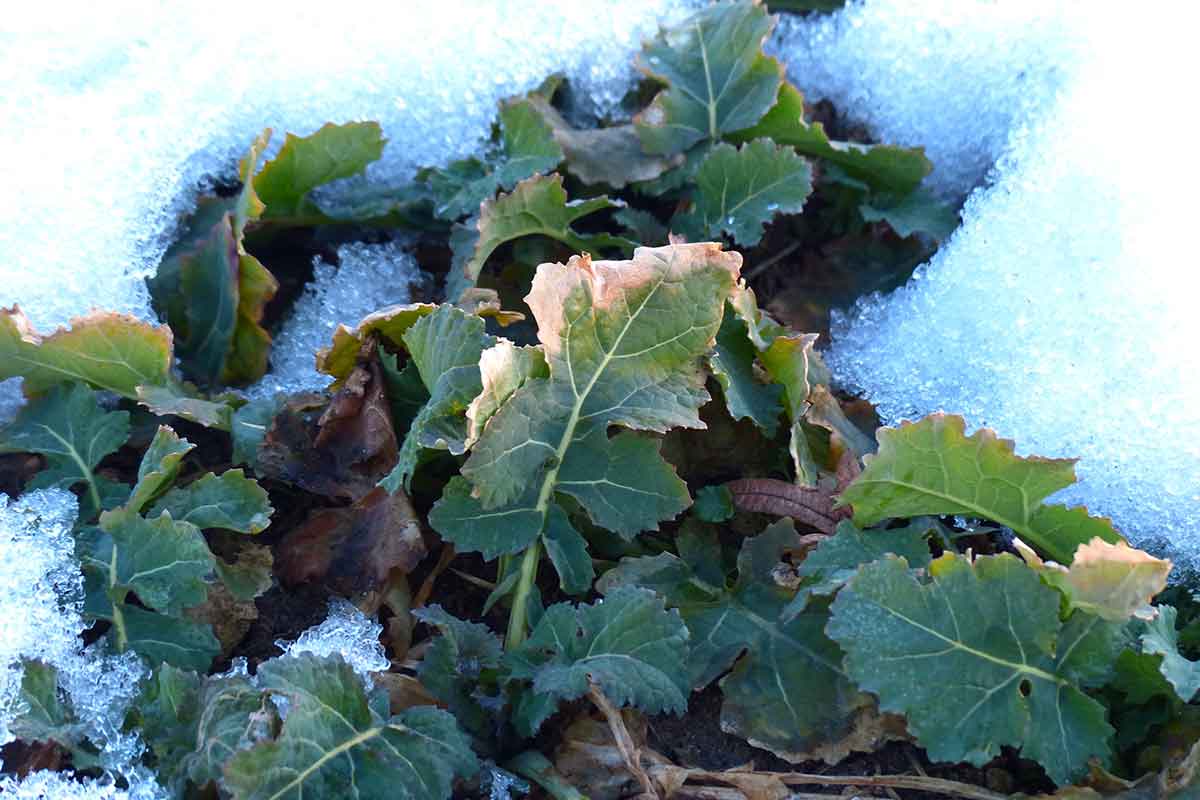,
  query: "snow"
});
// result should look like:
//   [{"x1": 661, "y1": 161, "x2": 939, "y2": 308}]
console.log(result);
[
  {"x1": 251, "y1": 241, "x2": 421, "y2": 397},
  {"x1": 277, "y1": 598, "x2": 390, "y2": 684},
  {"x1": 0, "y1": 0, "x2": 701, "y2": 412},
  {"x1": 777, "y1": 2, "x2": 1200, "y2": 579}
]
